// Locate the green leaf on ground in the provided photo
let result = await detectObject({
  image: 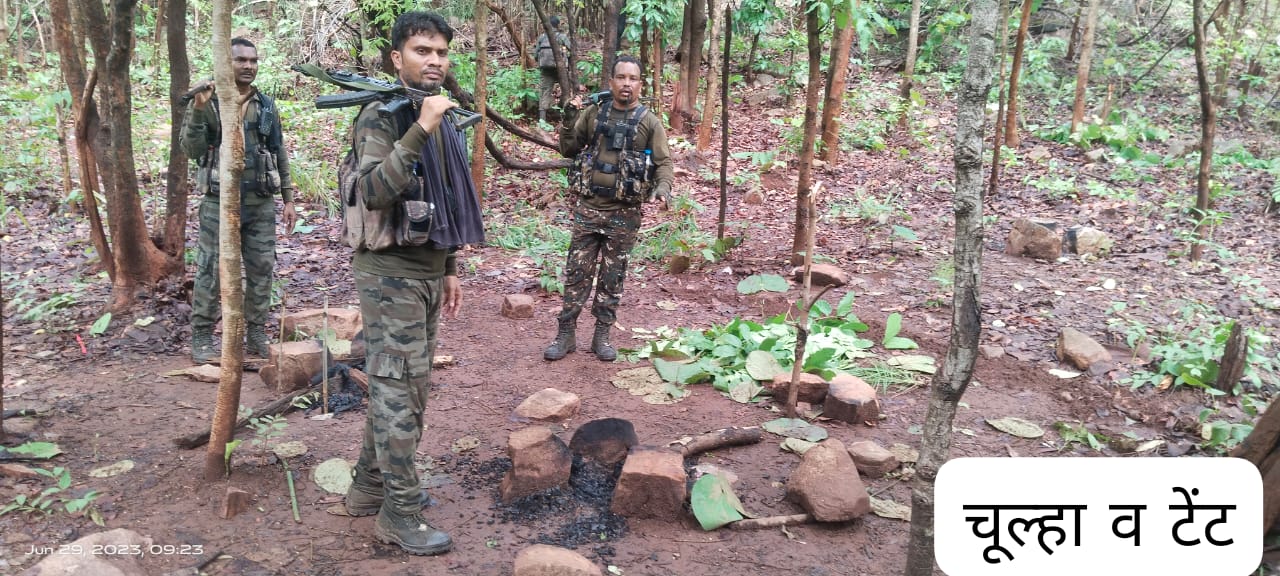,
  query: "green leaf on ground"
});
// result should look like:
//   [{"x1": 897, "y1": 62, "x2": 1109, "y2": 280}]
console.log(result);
[
  {"x1": 653, "y1": 357, "x2": 710, "y2": 385},
  {"x1": 3, "y1": 442, "x2": 63, "y2": 460},
  {"x1": 314, "y1": 458, "x2": 354, "y2": 494},
  {"x1": 90, "y1": 313, "x2": 112, "y2": 336},
  {"x1": 886, "y1": 354, "x2": 936, "y2": 374},
  {"x1": 745, "y1": 350, "x2": 785, "y2": 381},
  {"x1": 882, "y1": 313, "x2": 918, "y2": 350},
  {"x1": 761, "y1": 418, "x2": 828, "y2": 442},
  {"x1": 737, "y1": 274, "x2": 789, "y2": 294},
  {"x1": 780, "y1": 438, "x2": 818, "y2": 454},
  {"x1": 691, "y1": 473, "x2": 750, "y2": 530}
]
